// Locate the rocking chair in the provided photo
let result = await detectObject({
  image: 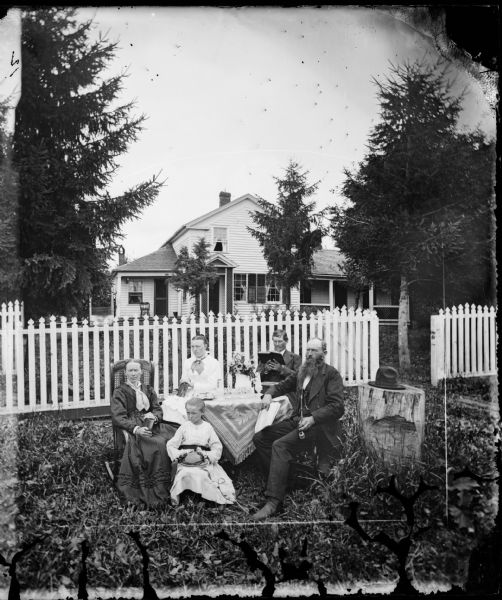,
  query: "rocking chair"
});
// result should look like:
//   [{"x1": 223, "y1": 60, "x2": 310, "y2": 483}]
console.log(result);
[{"x1": 105, "y1": 359, "x2": 155, "y2": 481}]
